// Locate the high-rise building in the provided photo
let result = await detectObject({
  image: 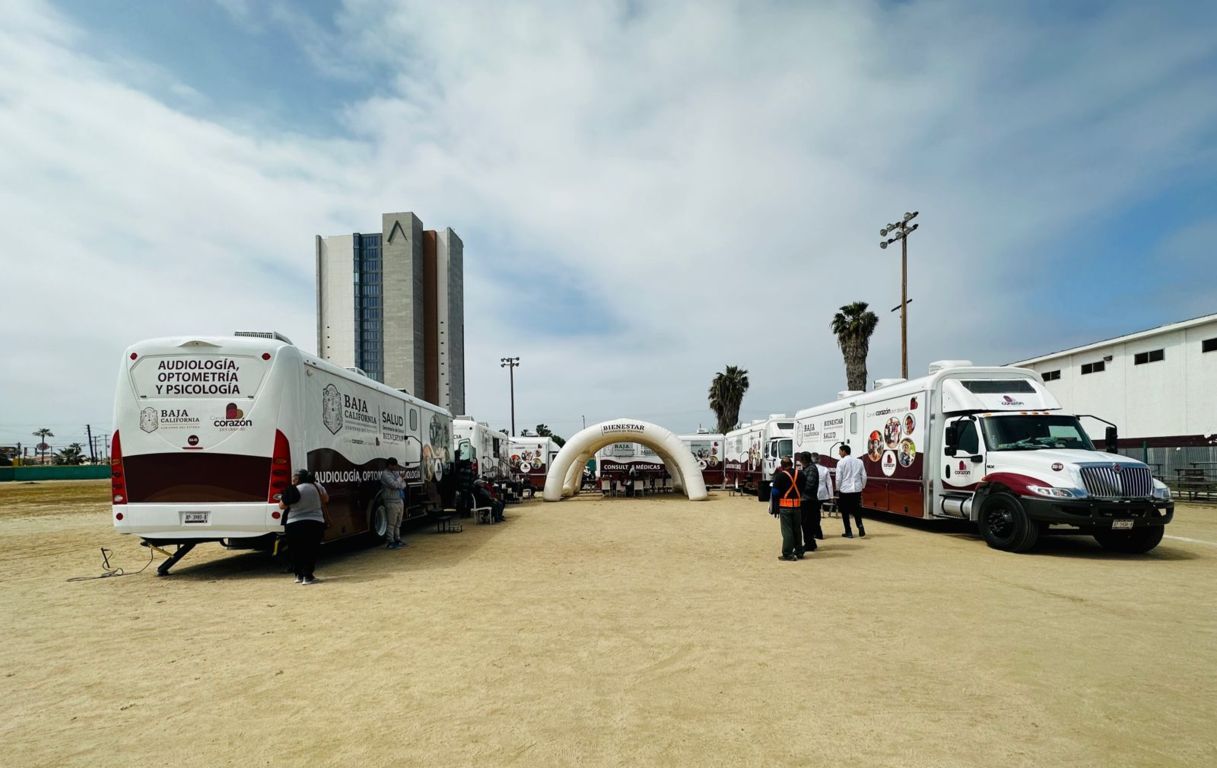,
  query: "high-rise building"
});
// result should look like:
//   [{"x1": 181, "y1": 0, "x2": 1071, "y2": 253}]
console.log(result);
[{"x1": 316, "y1": 211, "x2": 465, "y2": 415}]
